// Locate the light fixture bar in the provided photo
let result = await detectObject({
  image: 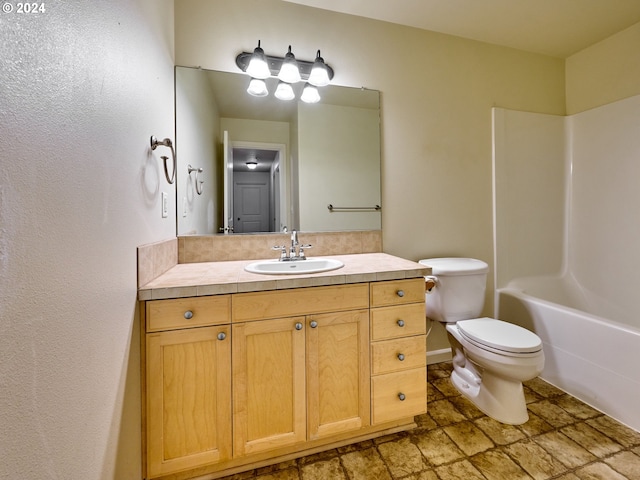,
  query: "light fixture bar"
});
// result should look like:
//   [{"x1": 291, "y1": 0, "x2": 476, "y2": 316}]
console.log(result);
[{"x1": 236, "y1": 52, "x2": 334, "y2": 82}]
